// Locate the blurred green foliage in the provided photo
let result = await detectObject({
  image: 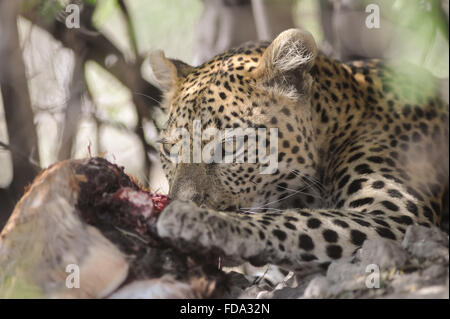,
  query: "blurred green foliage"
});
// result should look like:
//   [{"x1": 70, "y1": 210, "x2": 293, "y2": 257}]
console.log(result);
[
  {"x1": 92, "y1": 0, "x2": 119, "y2": 28},
  {"x1": 358, "y1": 0, "x2": 448, "y2": 77}
]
